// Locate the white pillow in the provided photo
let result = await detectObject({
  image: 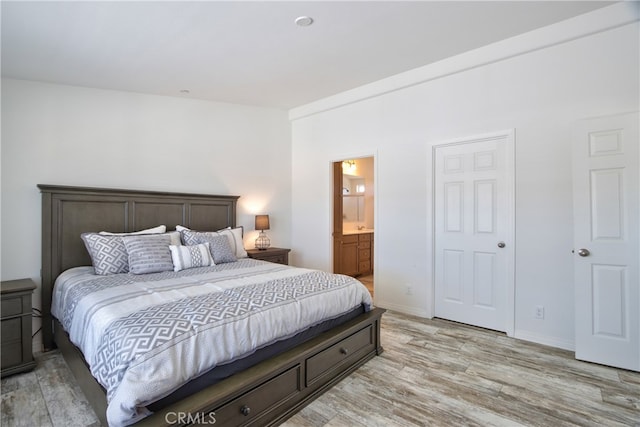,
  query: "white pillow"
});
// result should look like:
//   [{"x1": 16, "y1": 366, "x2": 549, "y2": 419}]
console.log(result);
[
  {"x1": 169, "y1": 243, "x2": 215, "y2": 272},
  {"x1": 99, "y1": 225, "x2": 166, "y2": 236}
]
